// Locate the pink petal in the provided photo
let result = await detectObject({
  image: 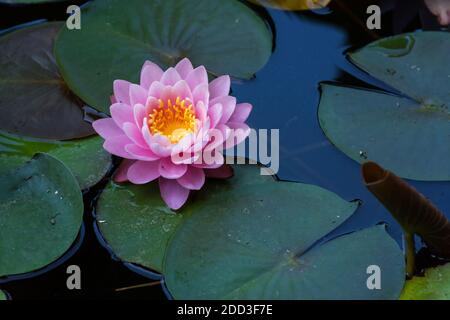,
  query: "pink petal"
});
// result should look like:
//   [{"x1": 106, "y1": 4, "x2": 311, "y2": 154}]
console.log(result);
[
  {"x1": 110, "y1": 103, "x2": 134, "y2": 128},
  {"x1": 224, "y1": 122, "x2": 251, "y2": 149},
  {"x1": 134, "y1": 103, "x2": 147, "y2": 130},
  {"x1": 205, "y1": 124, "x2": 229, "y2": 151},
  {"x1": 114, "y1": 159, "x2": 135, "y2": 182},
  {"x1": 186, "y1": 66, "x2": 208, "y2": 90},
  {"x1": 210, "y1": 96, "x2": 236, "y2": 124},
  {"x1": 159, "y1": 157, "x2": 187, "y2": 179},
  {"x1": 172, "y1": 80, "x2": 193, "y2": 102},
  {"x1": 159, "y1": 178, "x2": 190, "y2": 210},
  {"x1": 129, "y1": 84, "x2": 148, "y2": 106},
  {"x1": 193, "y1": 152, "x2": 224, "y2": 169},
  {"x1": 113, "y1": 80, "x2": 131, "y2": 104},
  {"x1": 209, "y1": 75, "x2": 230, "y2": 99},
  {"x1": 205, "y1": 165, "x2": 234, "y2": 179},
  {"x1": 103, "y1": 135, "x2": 133, "y2": 158},
  {"x1": 125, "y1": 144, "x2": 159, "y2": 161},
  {"x1": 195, "y1": 101, "x2": 207, "y2": 123},
  {"x1": 141, "y1": 61, "x2": 164, "y2": 89},
  {"x1": 160, "y1": 67, "x2": 181, "y2": 86},
  {"x1": 192, "y1": 83, "x2": 209, "y2": 105},
  {"x1": 207, "y1": 103, "x2": 223, "y2": 128},
  {"x1": 228, "y1": 103, "x2": 252, "y2": 123},
  {"x1": 175, "y1": 58, "x2": 194, "y2": 79},
  {"x1": 122, "y1": 122, "x2": 148, "y2": 148},
  {"x1": 148, "y1": 81, "x2": 165, "y2": 99},
  {"x1": 127, "y1": 160, "x2": 161, "y2": 184},
  {"x1": 92, "y1": 118, "x2": 123, "y2": 139},
  {"x1": 110, "y1": 95, "x2": 117, "y2": 104},
  {"x1": 177, "y1": 166, "x2": 205, "y2": 190},
  {"x1": 149, "y1": 135, "x2": 173, "y2": 157}
]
